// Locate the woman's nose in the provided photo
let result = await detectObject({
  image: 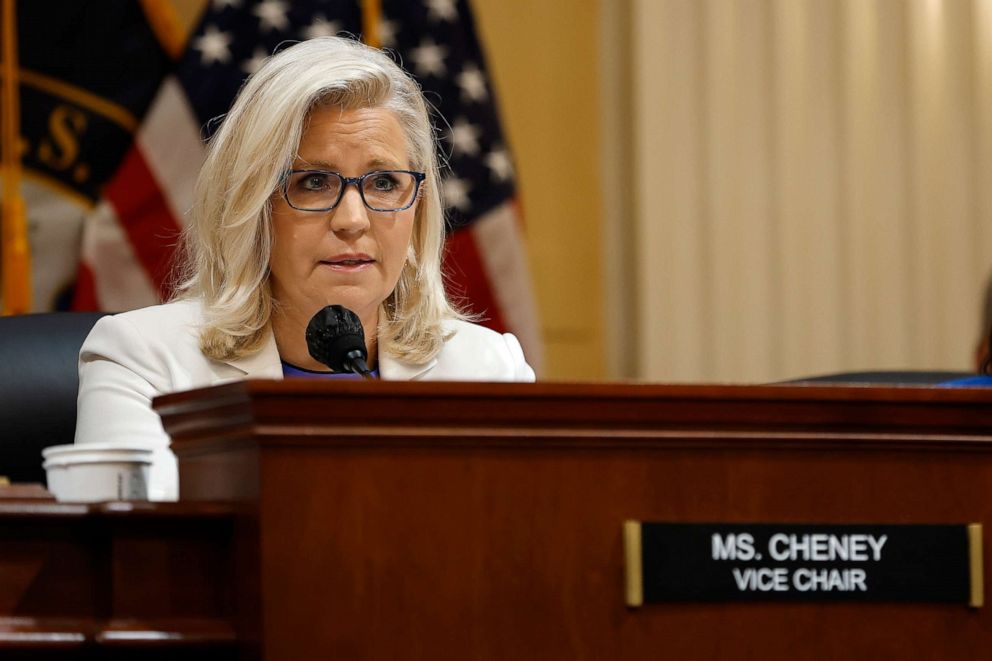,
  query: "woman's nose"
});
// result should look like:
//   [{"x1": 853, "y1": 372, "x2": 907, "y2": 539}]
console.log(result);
[{"x1": 329, "y1": 186, "x2": 371, "y2": 234}]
